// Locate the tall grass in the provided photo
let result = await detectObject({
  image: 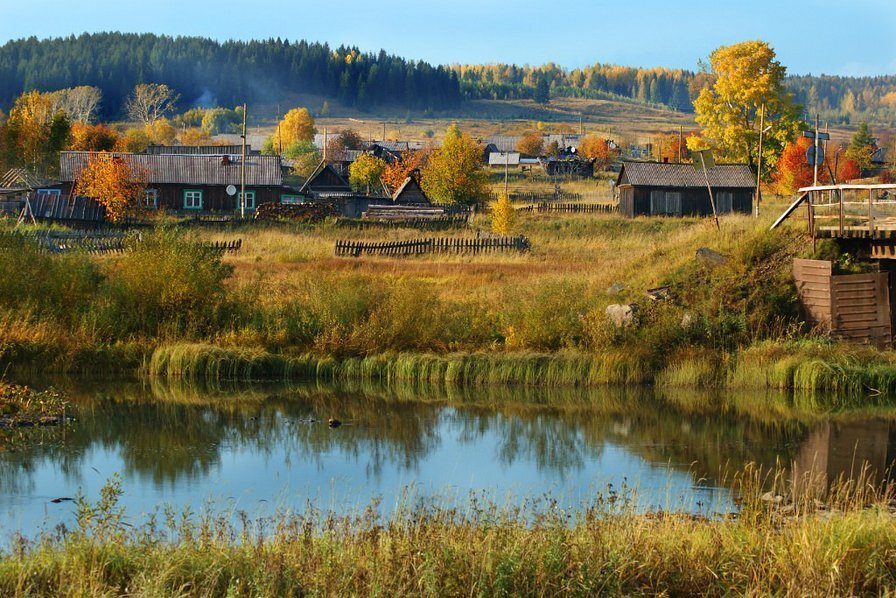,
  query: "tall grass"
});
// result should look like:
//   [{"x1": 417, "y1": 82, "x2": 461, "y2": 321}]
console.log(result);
[{"x1": 2, "y1": 467, "x2": 894, "y2": 596}]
